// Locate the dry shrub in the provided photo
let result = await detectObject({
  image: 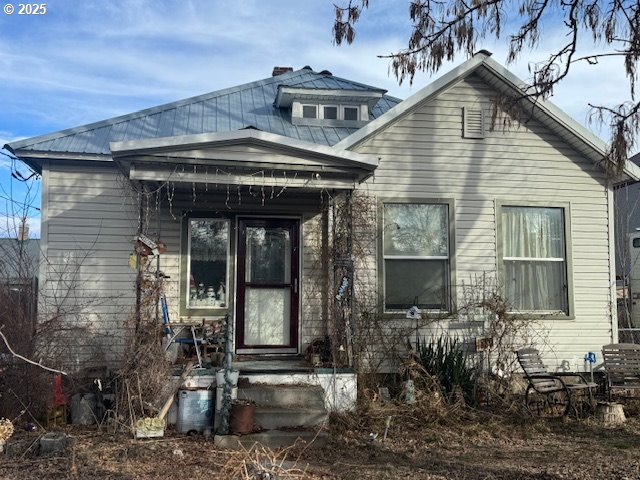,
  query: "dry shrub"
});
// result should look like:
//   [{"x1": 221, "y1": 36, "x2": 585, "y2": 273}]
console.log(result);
[
  {"x1": 222, "y1": 442, "x2": 315, "y2": 479},
  {"x1": 115, "y1": 276, "x2": 171, "y2": 428},
  {"x1": 620, "y1": 397, "x2": 640, "y2": 417},
  {"x1": 331, "y1": 365, "x2": 463, "y2": 442}
]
